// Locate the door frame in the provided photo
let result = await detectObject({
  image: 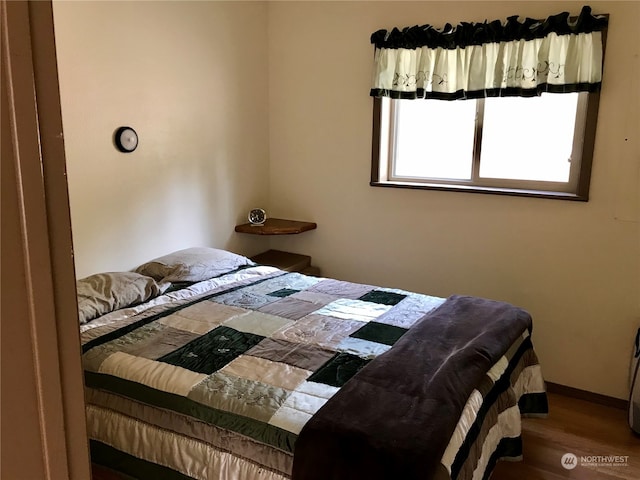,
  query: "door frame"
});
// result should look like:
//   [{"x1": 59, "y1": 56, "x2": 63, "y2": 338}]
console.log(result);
[{"x1": 1, "y1": 1, "x2": 91, "y2": 478}]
